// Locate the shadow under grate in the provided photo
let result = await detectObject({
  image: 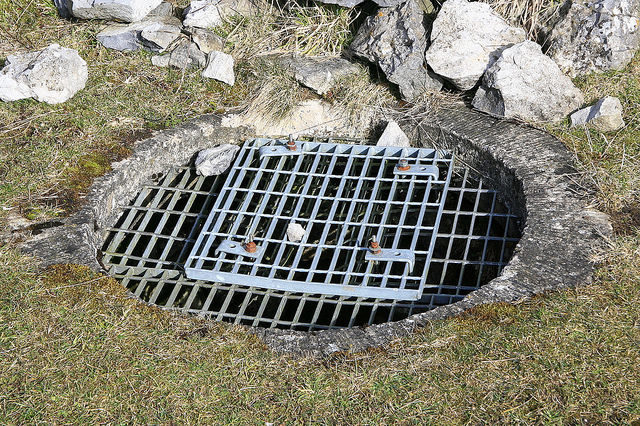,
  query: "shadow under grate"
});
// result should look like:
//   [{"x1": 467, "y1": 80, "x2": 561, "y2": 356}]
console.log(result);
[{"x1": 102, "y1": 145, "x2": 521, "y2": 331}]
